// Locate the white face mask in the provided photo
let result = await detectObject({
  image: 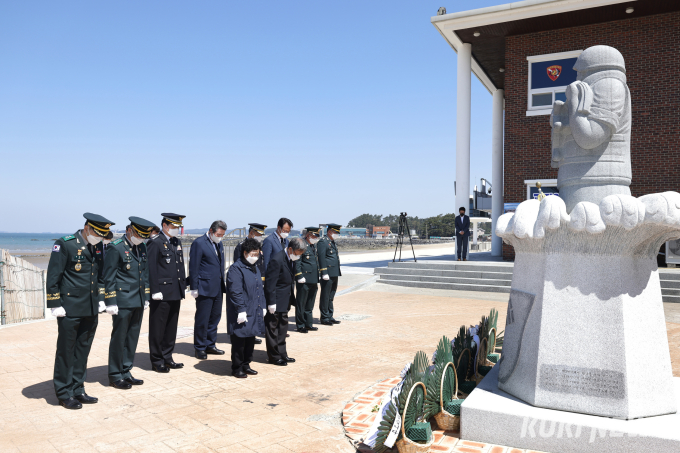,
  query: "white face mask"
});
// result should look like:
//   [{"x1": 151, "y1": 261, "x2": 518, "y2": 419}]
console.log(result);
[
  {"x1": 289, "y1": 252, "x2": 301, "y2": 261},
  {"x1": 309, "y1": 237, "x2": 319, "y2": 245},
  {"x1": 253, "y1": 235, "x2": 264, "y2": 243},
  {"x1": 86, "y1": 232, "x2": 103, "y2": 245},
  {"x1": 329, "y1": 233, "x2": 338, "y2": 241},
  {"x1": 130, "y1": 235, "x2": 144, "y2": 246},
  {"x1": 245, "y1": 255, "x2": 258, "y2": 265},
  {"x1": 279, "y1": 231, "x2": 289, "y2": 239},
  {"x1": 210, "y1": 233, "x2": 222, "y2": 244},
  {"x1": 166, "y1": 227, "x2": 179, "y2": 237}
]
